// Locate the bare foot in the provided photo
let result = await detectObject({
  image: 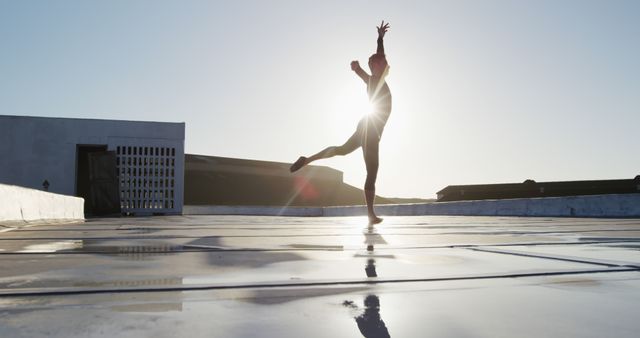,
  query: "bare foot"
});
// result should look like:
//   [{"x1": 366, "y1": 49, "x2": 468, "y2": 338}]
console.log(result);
[{"x1": 368, "y1": 216, "x2": 383, "y2": 226}]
